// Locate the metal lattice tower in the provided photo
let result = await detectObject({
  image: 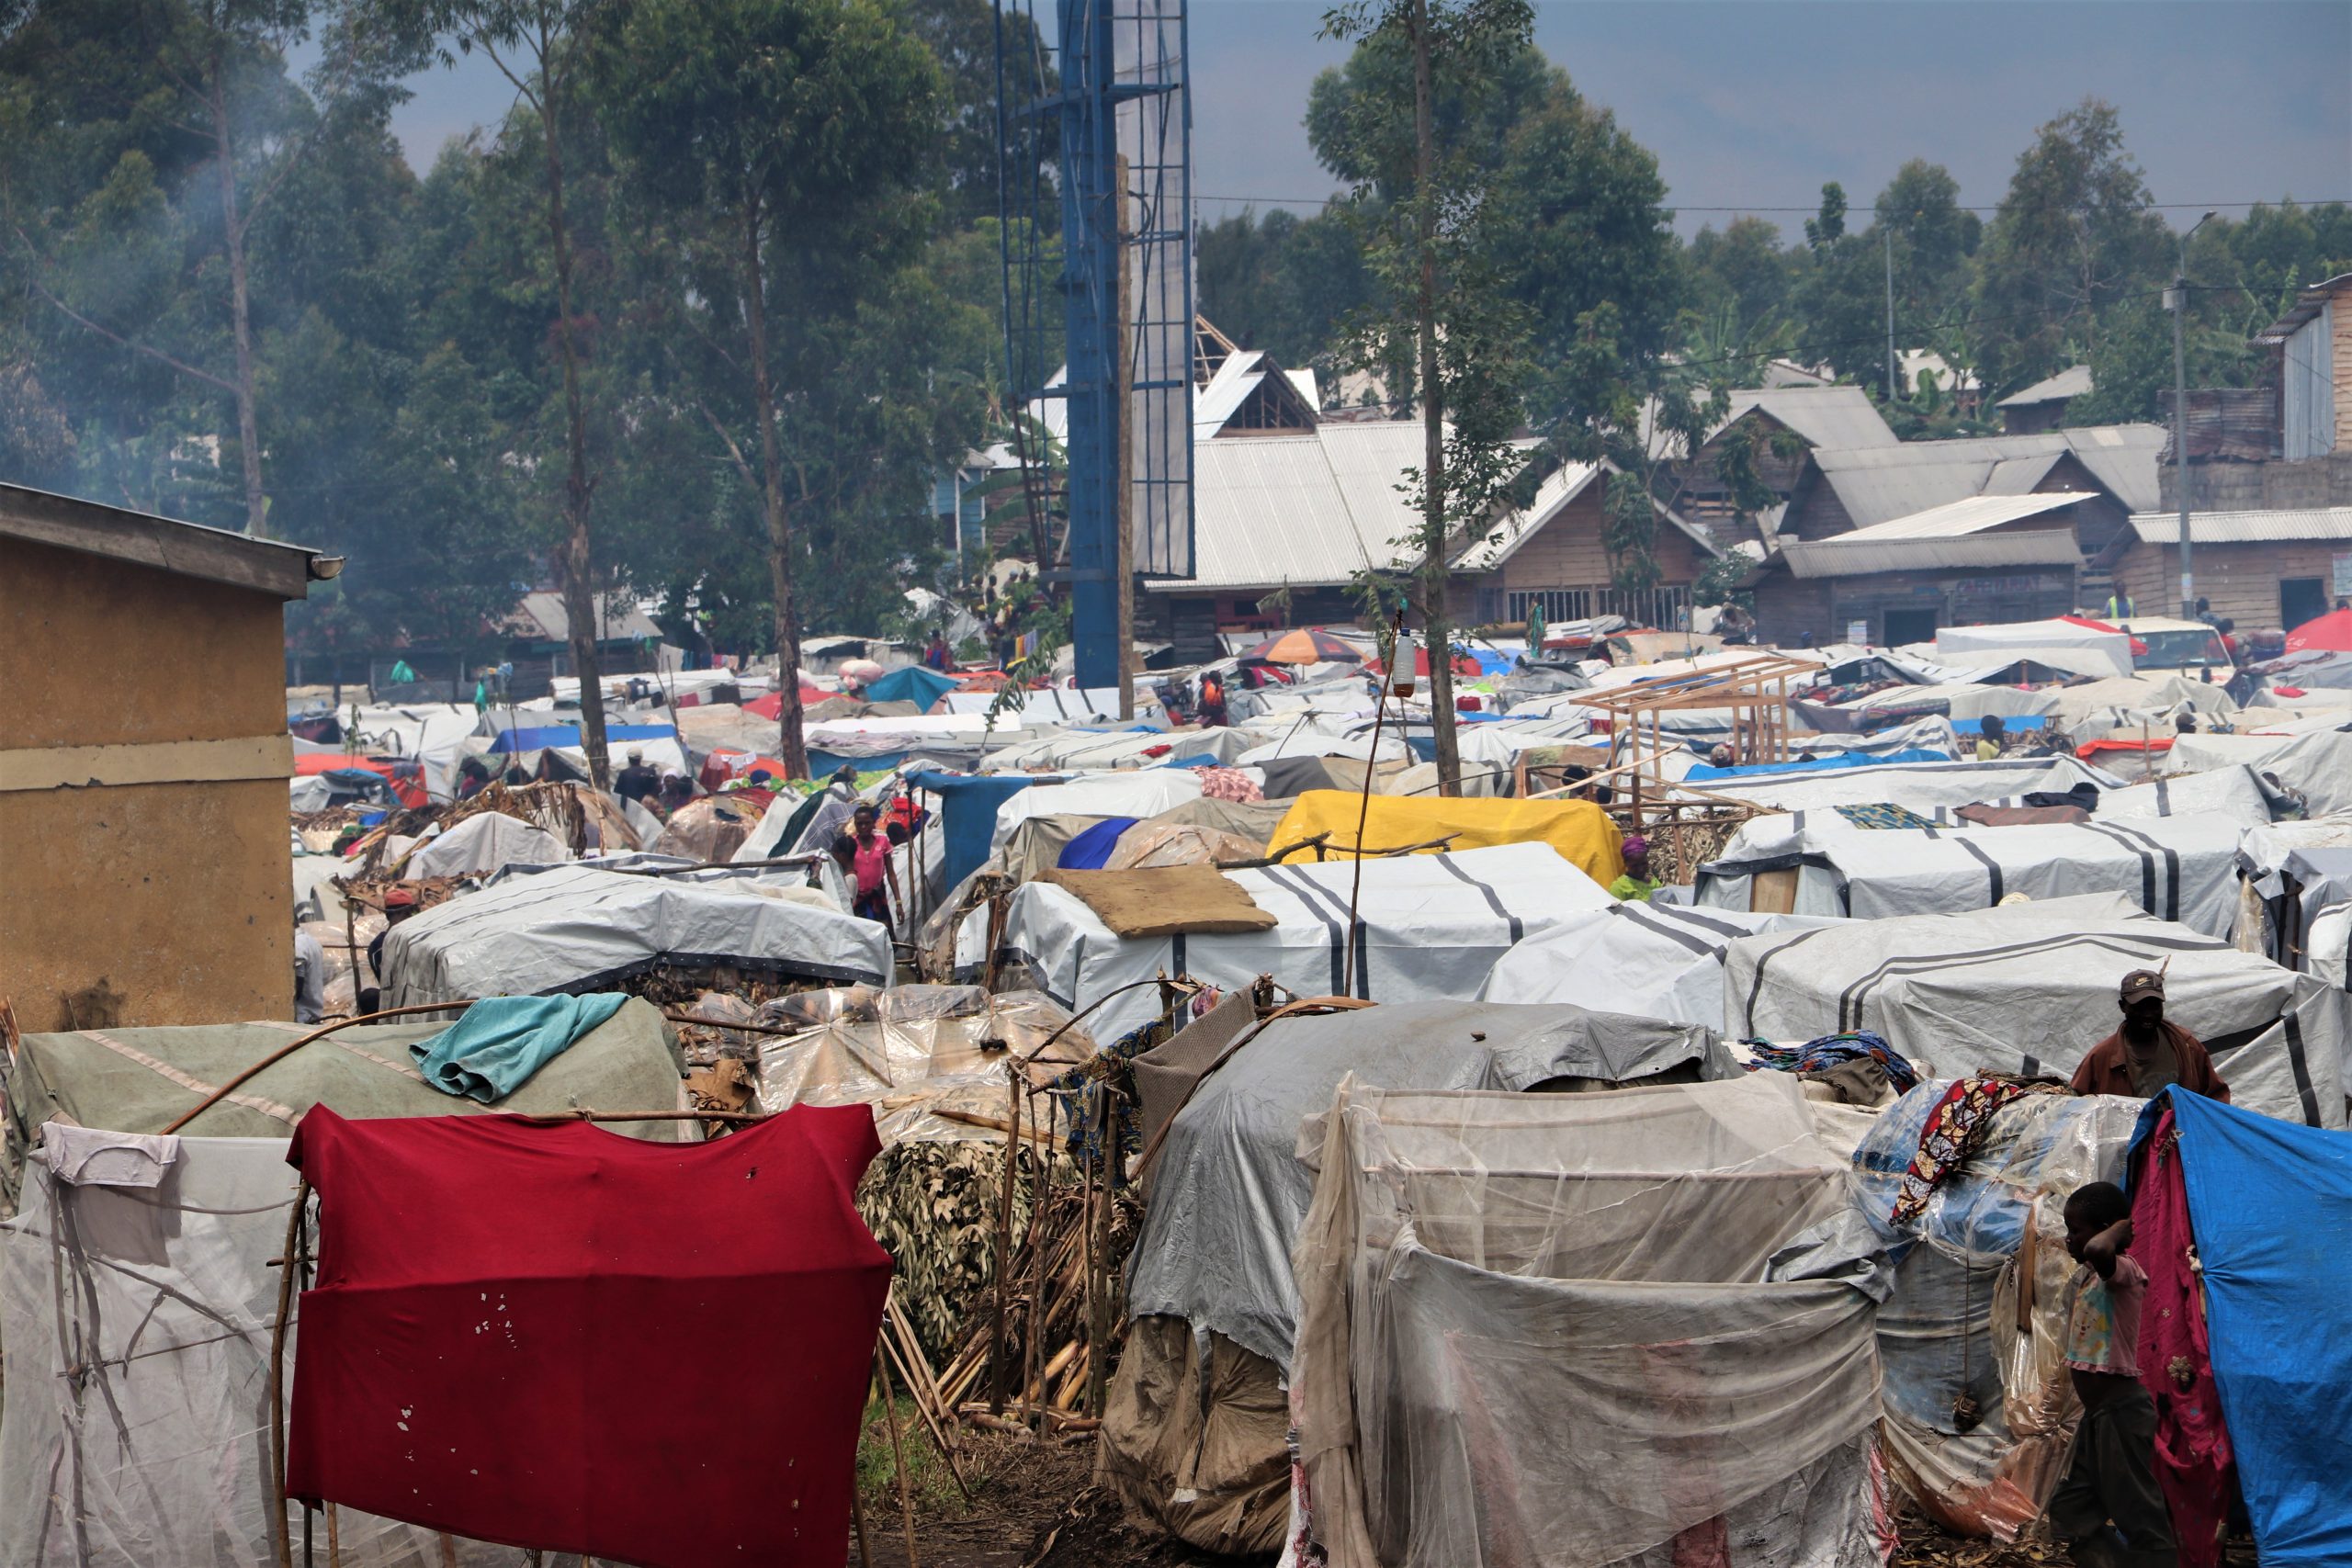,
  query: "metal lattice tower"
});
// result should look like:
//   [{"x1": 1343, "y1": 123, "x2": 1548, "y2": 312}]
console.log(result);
[{"x1": 995, "y1": 0, "x2": 1194, "y2": 692}]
